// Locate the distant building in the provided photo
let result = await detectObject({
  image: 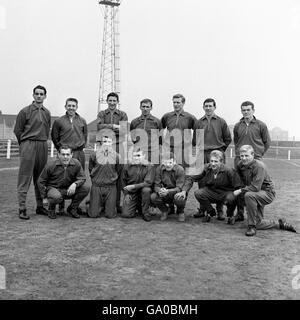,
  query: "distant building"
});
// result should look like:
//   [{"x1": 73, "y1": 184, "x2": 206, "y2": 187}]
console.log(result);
[{"x1": 269, "y1": 127, "x2": 289, "y2": 141}]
